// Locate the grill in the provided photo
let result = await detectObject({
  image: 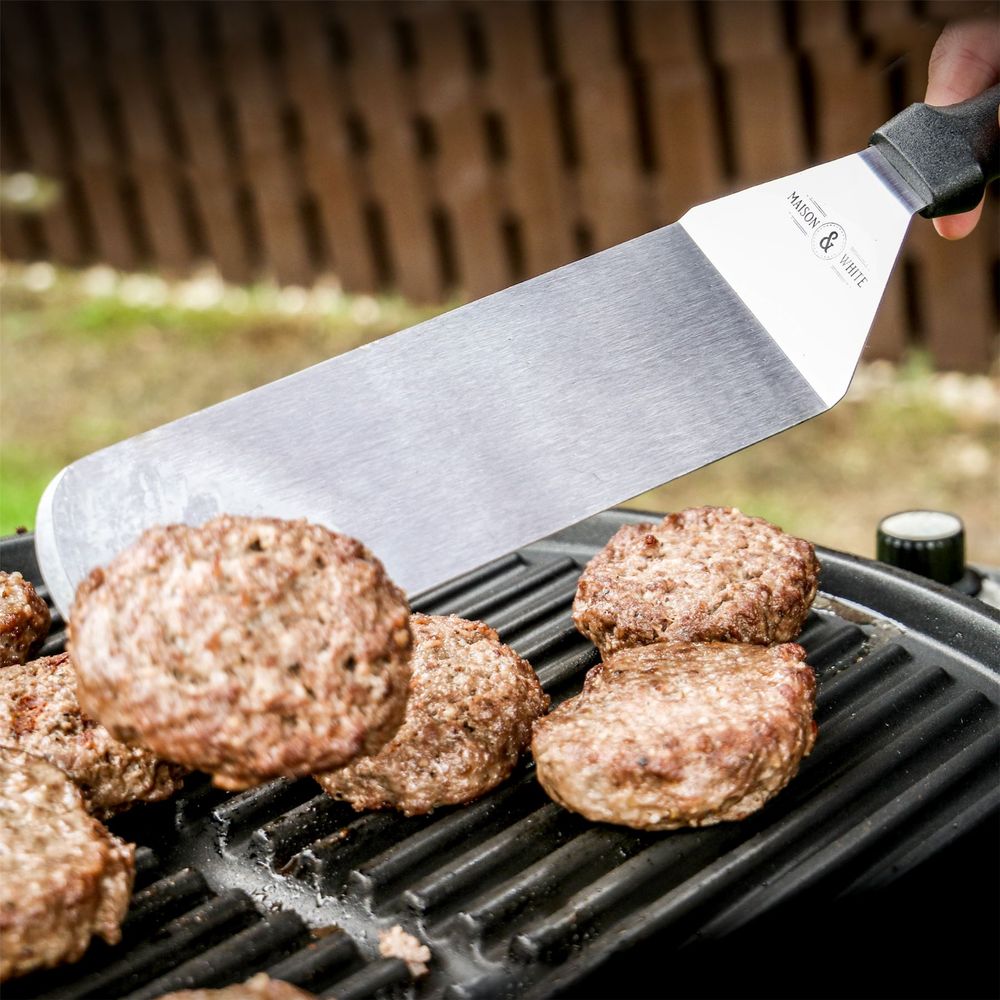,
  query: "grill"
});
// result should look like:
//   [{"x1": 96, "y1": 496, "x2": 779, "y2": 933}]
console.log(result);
[{"x1": 3, "y1": 509, "x2": 999, "y2": 1000}]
